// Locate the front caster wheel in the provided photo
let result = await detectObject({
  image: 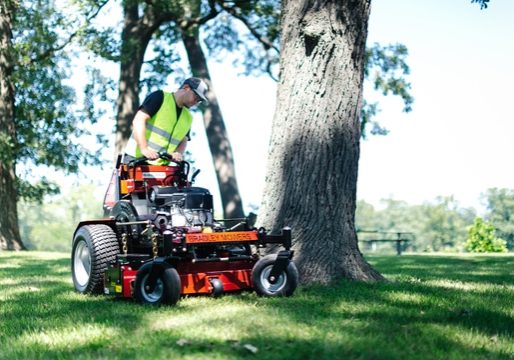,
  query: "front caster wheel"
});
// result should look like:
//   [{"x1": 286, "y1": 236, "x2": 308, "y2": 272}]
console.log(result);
[
  {"x1": 134, "y1": 262, "x2": 181, "y2": 305},
  {"x1": 209, "y1": 278, "x2": 224, "y2": 297},
  {"x1": 252, "y1": 254, "x2": 299, "y2": 297}
]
